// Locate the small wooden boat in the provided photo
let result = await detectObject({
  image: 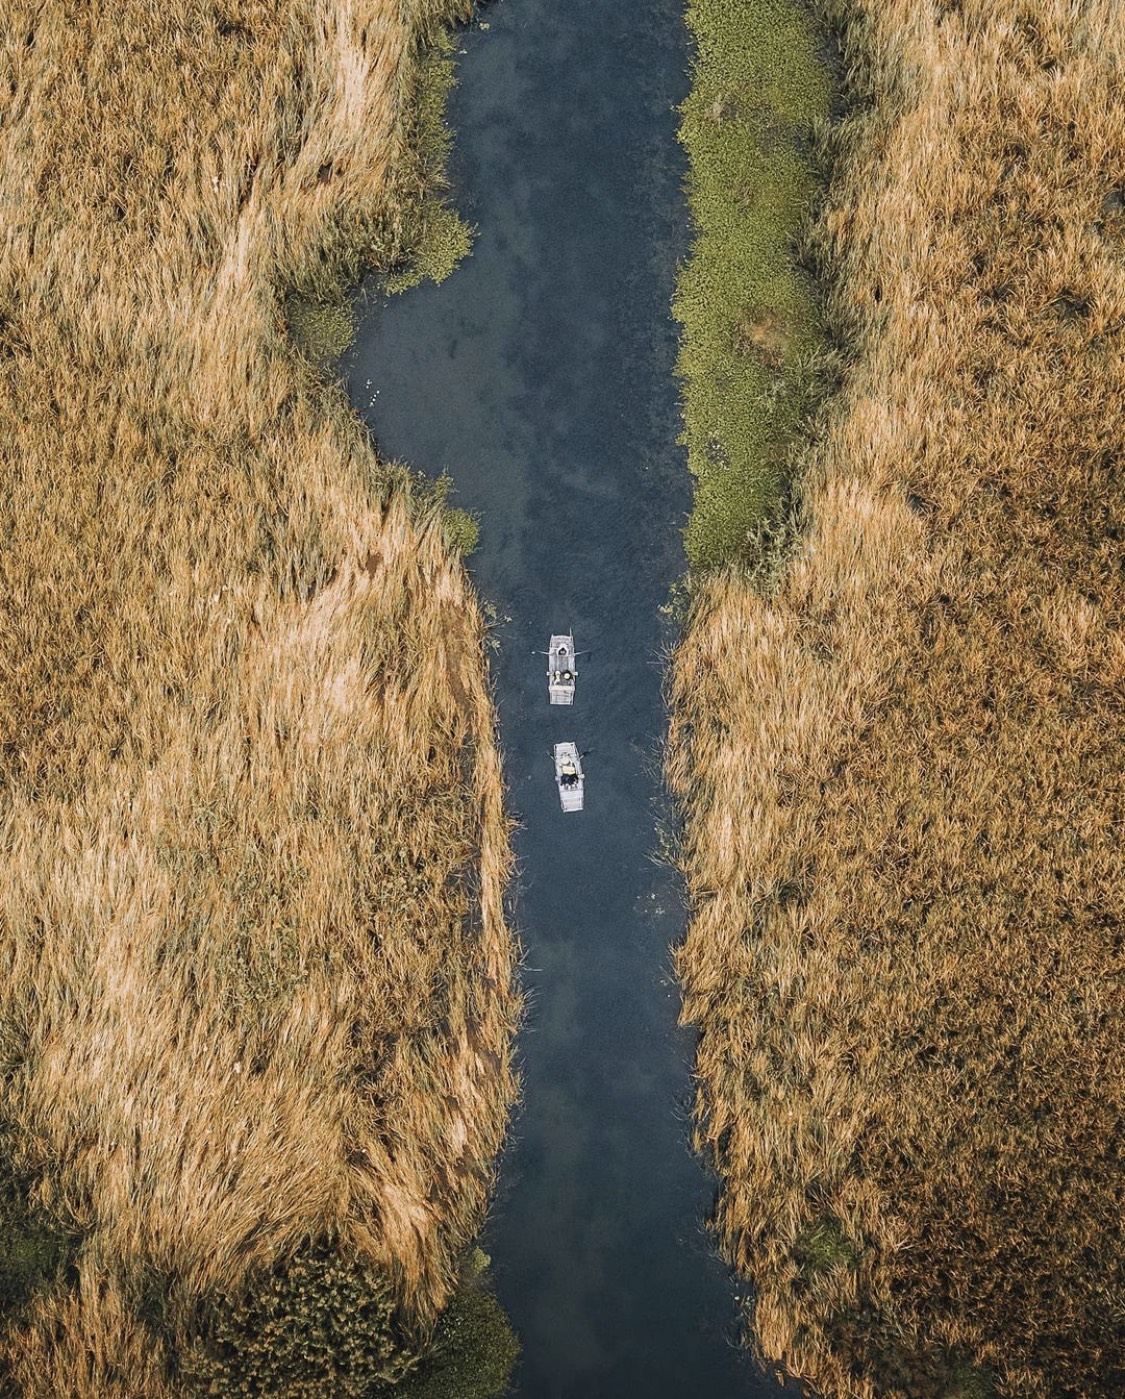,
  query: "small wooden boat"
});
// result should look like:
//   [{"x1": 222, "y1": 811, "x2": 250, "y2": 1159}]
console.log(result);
[
  {"x1": 553, "y1": 741, "x2": 584, "y2": 812},
  {"x1": 547, "y1": 633, "x2": 577, "y2": 705}
]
